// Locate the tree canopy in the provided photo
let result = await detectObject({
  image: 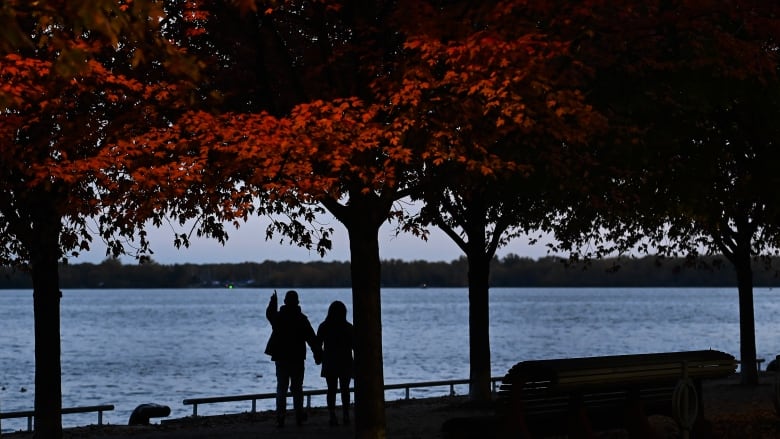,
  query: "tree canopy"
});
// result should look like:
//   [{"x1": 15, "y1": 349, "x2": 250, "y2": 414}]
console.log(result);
[
  {"x1": 394, "y1": 1, "x2": 609, "y2": 402},
  {"x1": 551, "y1": 0, "x2": 780, "y2": 385}
]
